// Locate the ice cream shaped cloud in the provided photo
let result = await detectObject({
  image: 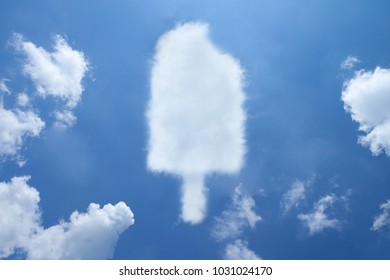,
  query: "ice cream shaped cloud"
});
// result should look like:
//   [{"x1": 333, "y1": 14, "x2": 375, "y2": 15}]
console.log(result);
[{"x1": 147, "y1": 22, "x2": 246, "y2": 224}]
